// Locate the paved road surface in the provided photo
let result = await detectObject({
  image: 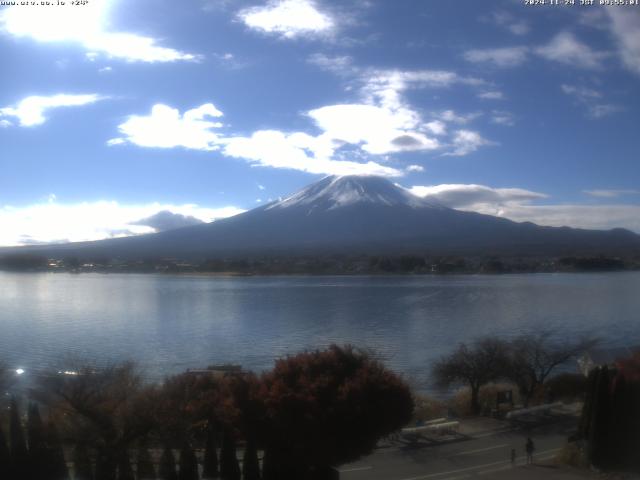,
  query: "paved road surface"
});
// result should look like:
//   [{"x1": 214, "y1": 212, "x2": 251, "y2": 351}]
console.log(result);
[{"x1": 339, "y1": 418, "x2": 583, "y2": 480}]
